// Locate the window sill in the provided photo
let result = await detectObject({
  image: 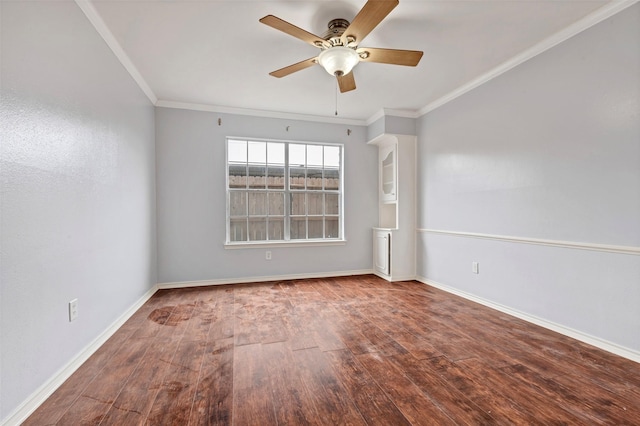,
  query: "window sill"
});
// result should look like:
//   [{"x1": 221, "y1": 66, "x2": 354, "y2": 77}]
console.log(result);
[{"x1": 224, "y1": 239, "x2": 347, "y2": 250}]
